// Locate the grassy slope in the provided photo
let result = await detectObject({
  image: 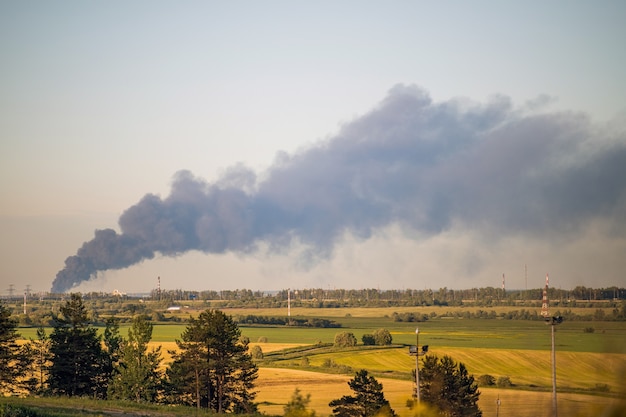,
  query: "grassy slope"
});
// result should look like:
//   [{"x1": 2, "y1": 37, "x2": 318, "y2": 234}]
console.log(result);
[{"x1": 257, "y1": 344, "x2": 626, "y2": 391}]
